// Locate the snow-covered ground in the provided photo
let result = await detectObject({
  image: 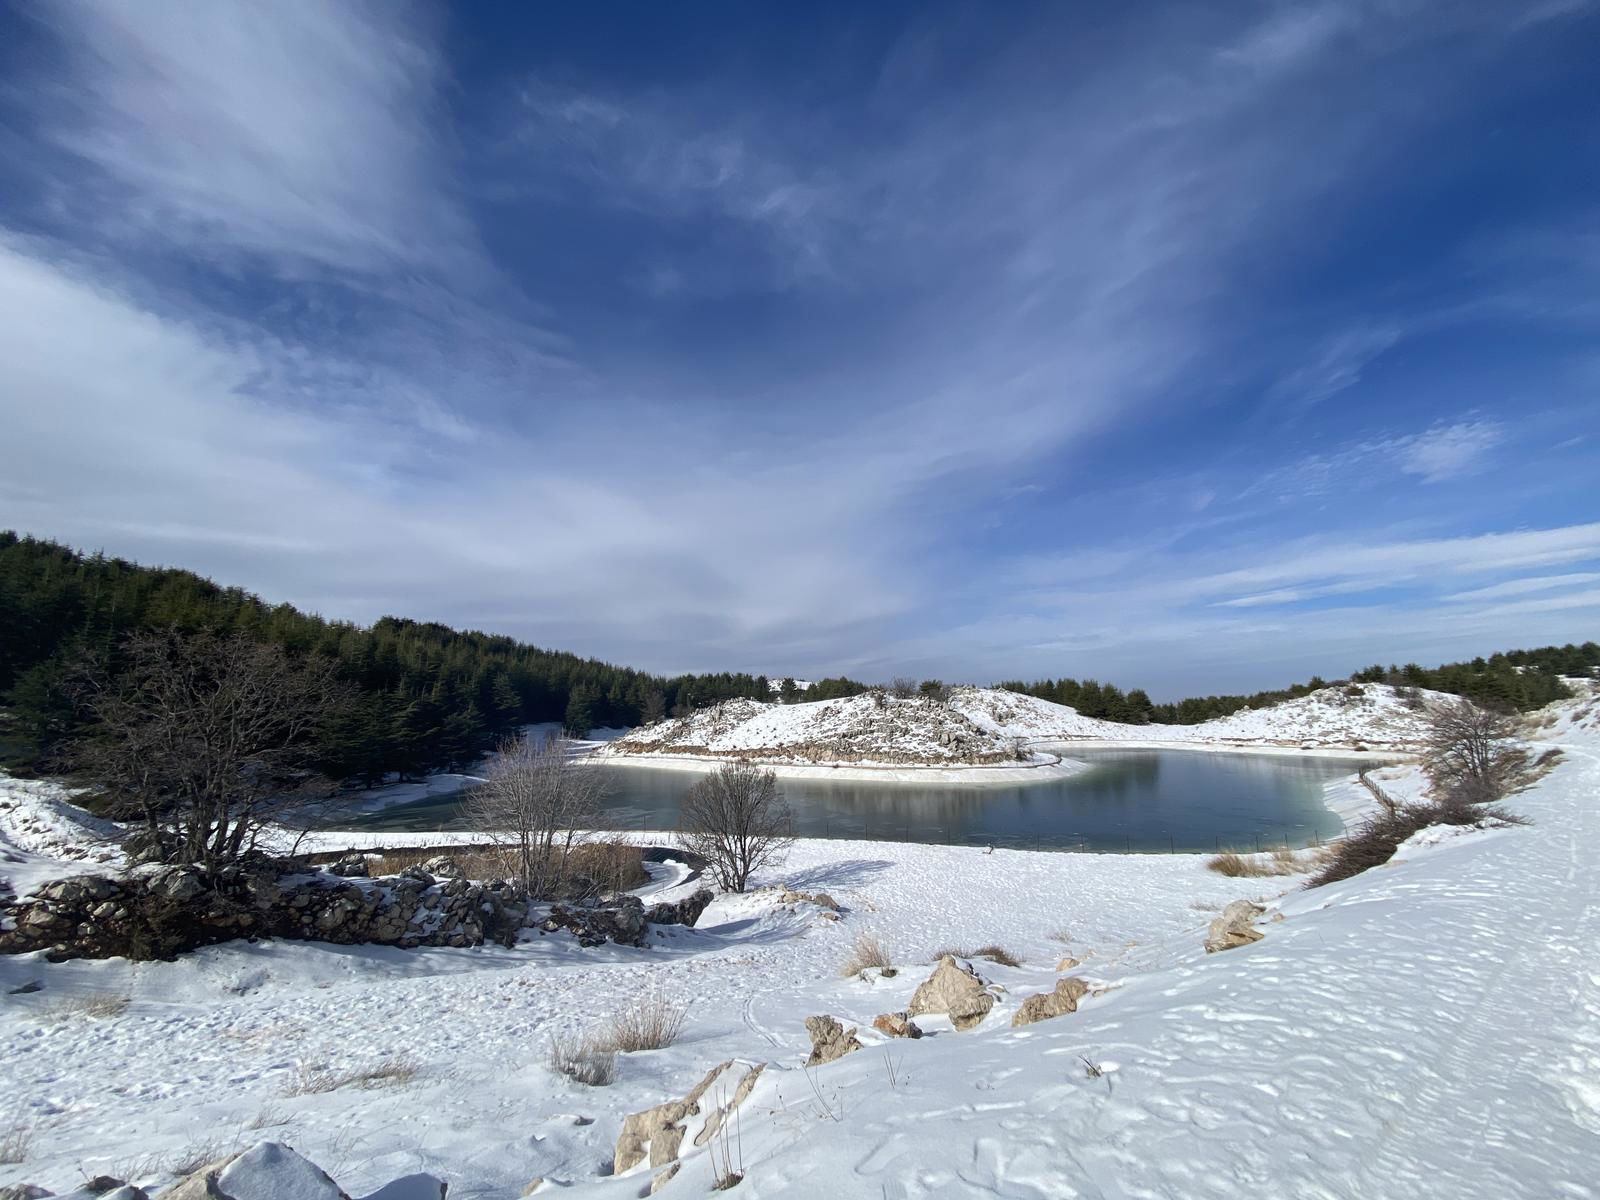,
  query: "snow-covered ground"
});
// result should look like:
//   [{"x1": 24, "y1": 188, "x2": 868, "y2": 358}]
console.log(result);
[
  {"x1": 3, "y1": 697, "x2": 1597, "y2": 1198},
  {"x1": 598, "y1": 684, "x2": 1434, "y2": 783}
]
